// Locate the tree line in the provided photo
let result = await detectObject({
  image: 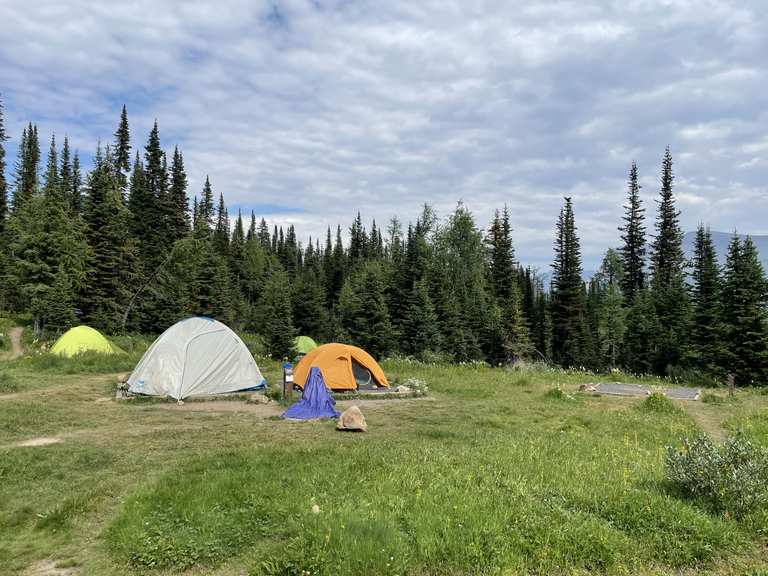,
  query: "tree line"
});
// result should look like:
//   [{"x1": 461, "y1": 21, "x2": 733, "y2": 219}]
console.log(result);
[{"x1": 0, "y1": 100, "x2": 766, "y2": 385}]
